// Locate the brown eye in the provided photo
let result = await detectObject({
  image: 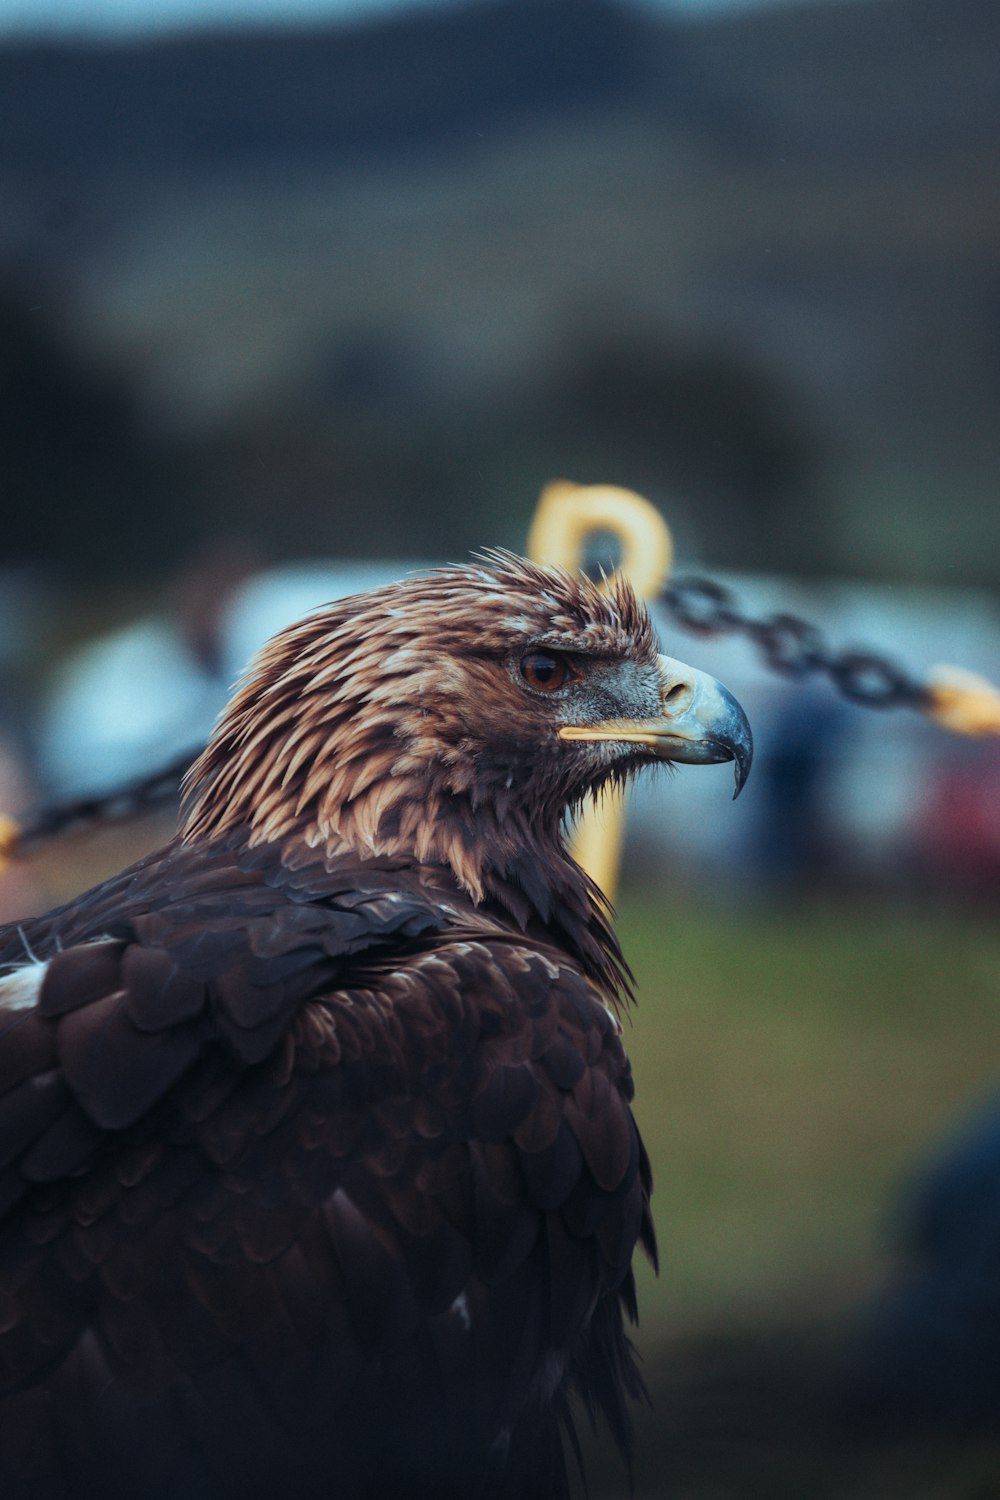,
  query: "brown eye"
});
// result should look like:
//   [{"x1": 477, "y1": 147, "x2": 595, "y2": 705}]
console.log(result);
[{"x1": 520, "y1": 650, "x2": 570, "y2": 692}]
